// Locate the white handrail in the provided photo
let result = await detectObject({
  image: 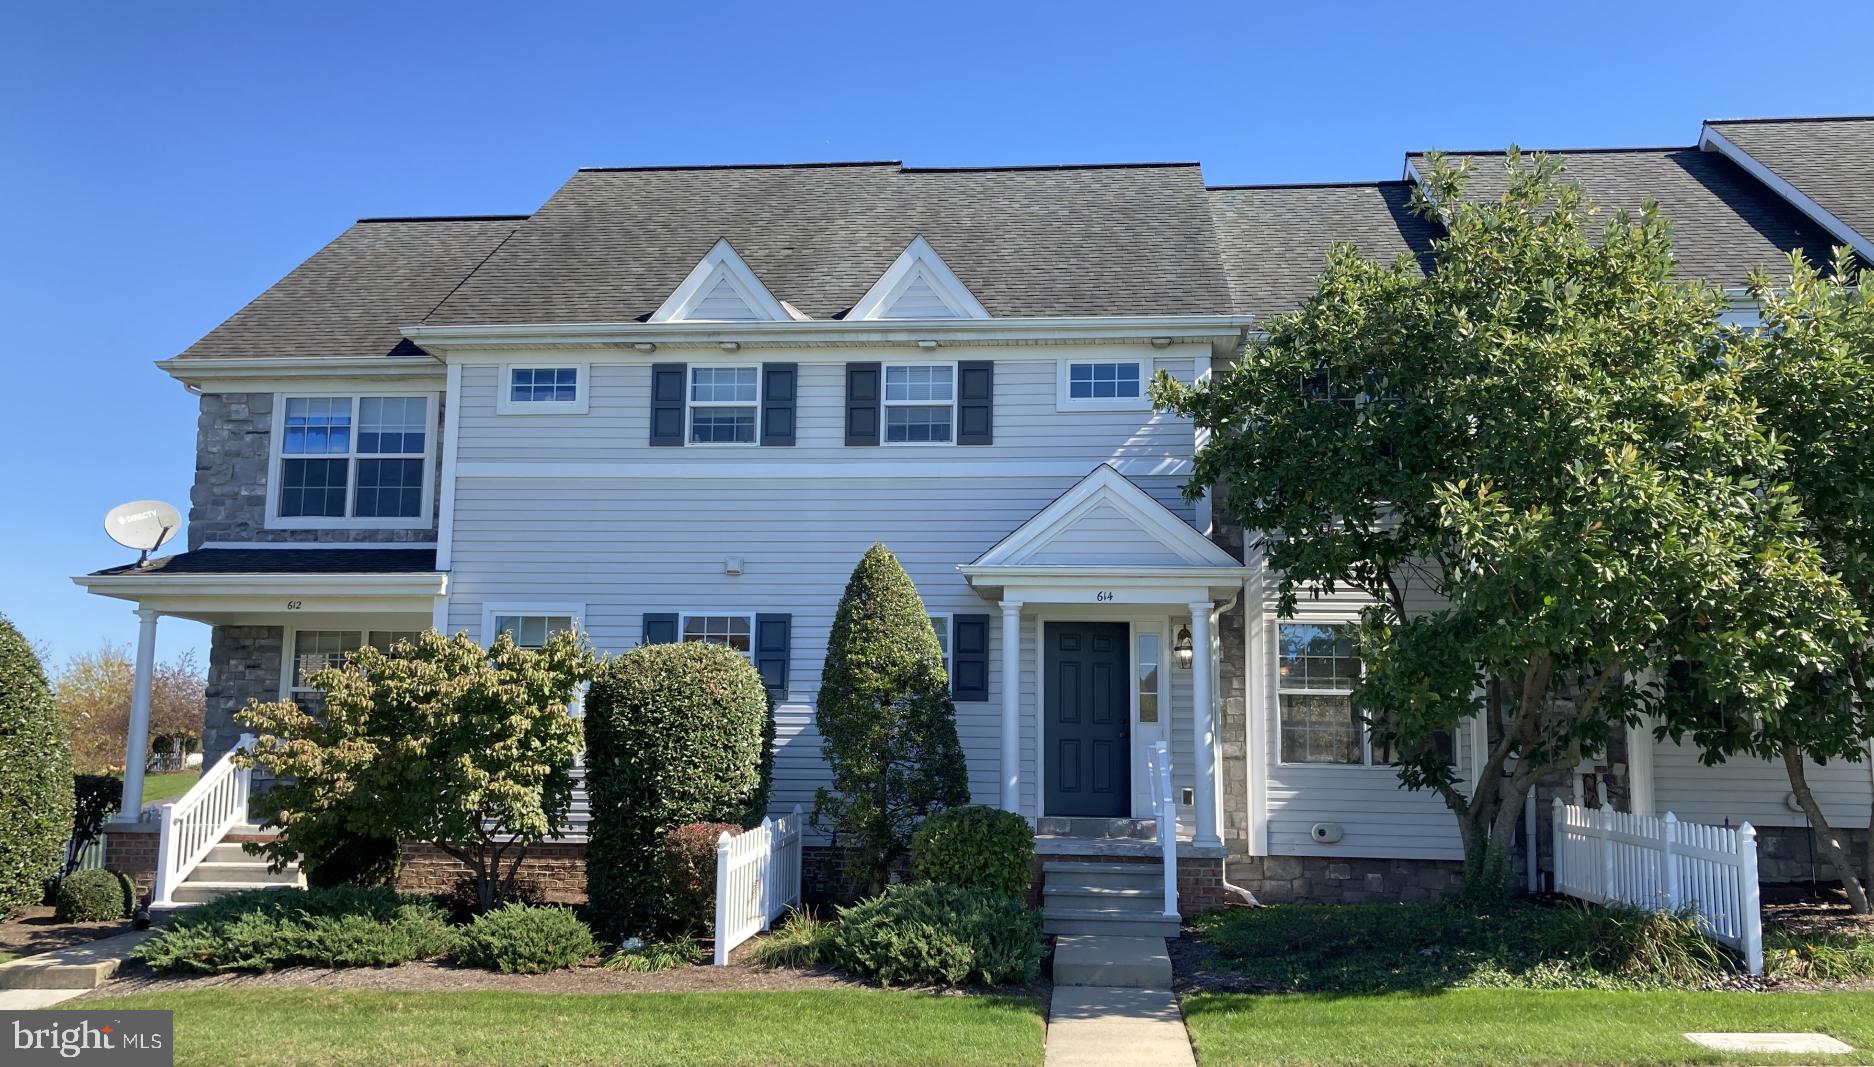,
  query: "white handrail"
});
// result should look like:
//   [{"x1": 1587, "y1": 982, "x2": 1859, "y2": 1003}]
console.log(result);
[
  {"x1": 153, "y1": 733, "x2": 256, "y2": 906},
  {"x1": 1150, "y1": 740, "x2": 1178, "y2": 919}
]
